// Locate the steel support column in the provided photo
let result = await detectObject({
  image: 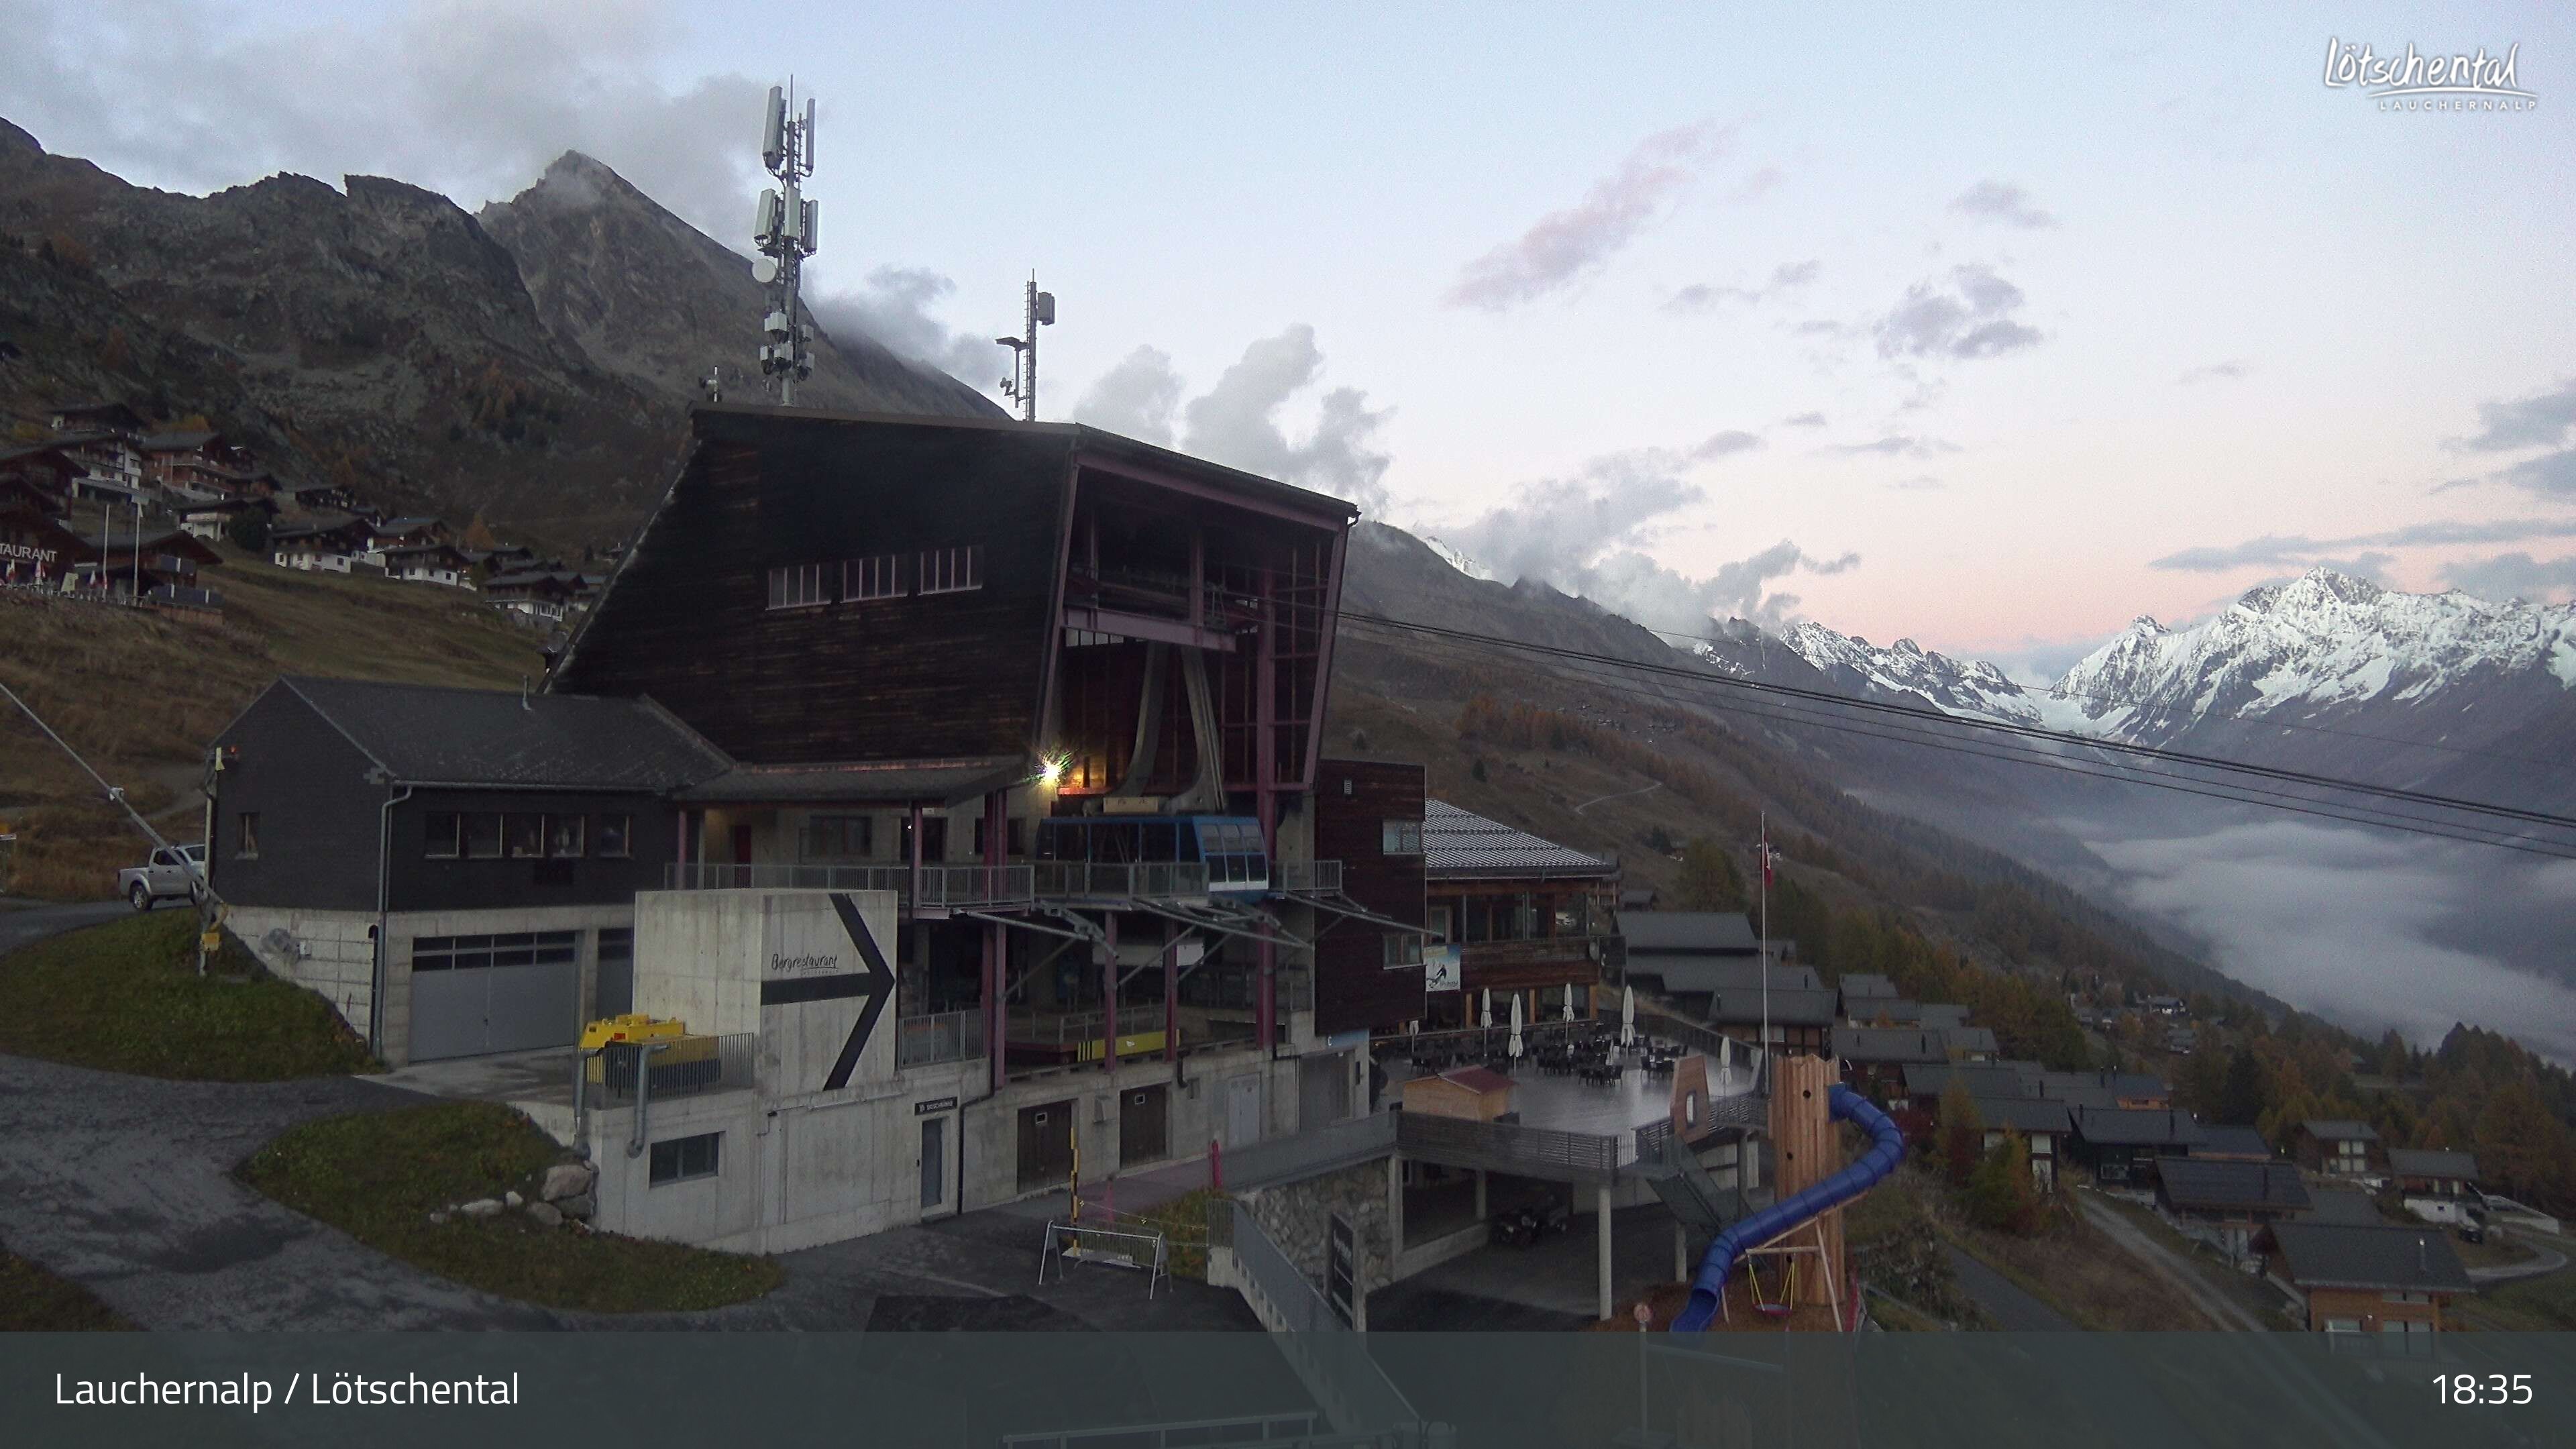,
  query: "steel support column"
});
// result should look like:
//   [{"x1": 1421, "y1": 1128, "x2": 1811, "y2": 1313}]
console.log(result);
[
  {"x1": 1163, "y1": 921, "x2": 1179, "y2": 1064},
  {"x1": 1254, "y1": 570, "x2": 1277, "y2": 1051},
  {"x1": 983, "y1": 789, "x2": 1007, "y2": 1092},
  {"x1": 1597, "y1": 1182, "x2": 1615, "y2": 1321},
  {"x1": 1102, "y1": 910, "x2": 1118, "y2": 1073}
]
